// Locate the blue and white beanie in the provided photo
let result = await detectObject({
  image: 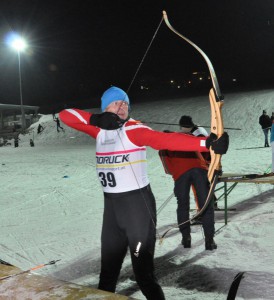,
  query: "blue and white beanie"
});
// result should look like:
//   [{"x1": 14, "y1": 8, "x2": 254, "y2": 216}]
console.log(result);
[{"x1": 101, "y1": 86, "x2": 130, "y2": 112}]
